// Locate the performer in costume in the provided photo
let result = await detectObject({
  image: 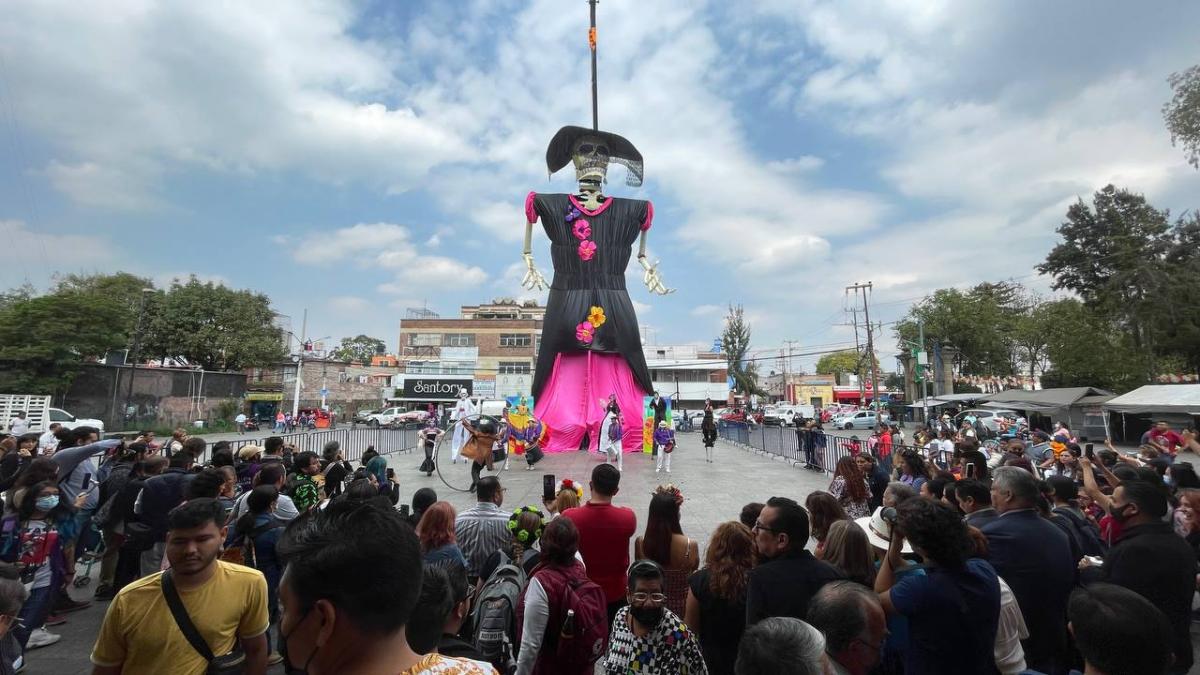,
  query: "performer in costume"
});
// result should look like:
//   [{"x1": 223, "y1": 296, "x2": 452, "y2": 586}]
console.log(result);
[
  {"x1": 450, "y1": 389, "x2": 475, "y2": 464},
  {"x1": 418, "y1": 417, "x2": 444, "y2": 476},
  {"x1": 653, "y1": 421, "x2": 676, "y2": 474},
  {"x1": 701, "y1": 397, "x2": 717, "y2": 463},
  {"x1": 461, "y1": 417, "x2": 501, "y2": 493},
  {"x1": 602, "y1": 409, "x2": 624, "y2": 472}
]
